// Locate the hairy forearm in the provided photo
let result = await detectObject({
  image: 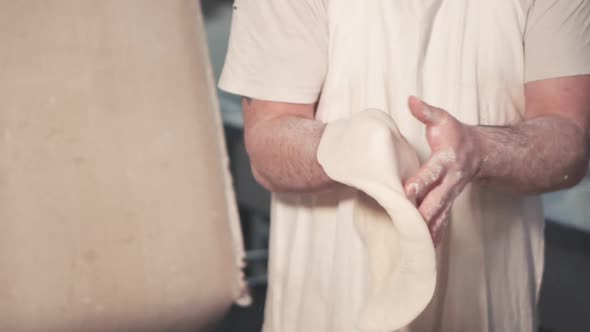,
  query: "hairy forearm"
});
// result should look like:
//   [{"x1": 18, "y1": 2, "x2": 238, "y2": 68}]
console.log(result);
[
  {"x1": 245, "y1": 115, "x2": 335, "y2": 193},
  {"x1": 474, "y1": 116, "x2": 589, "y2": 194}
]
